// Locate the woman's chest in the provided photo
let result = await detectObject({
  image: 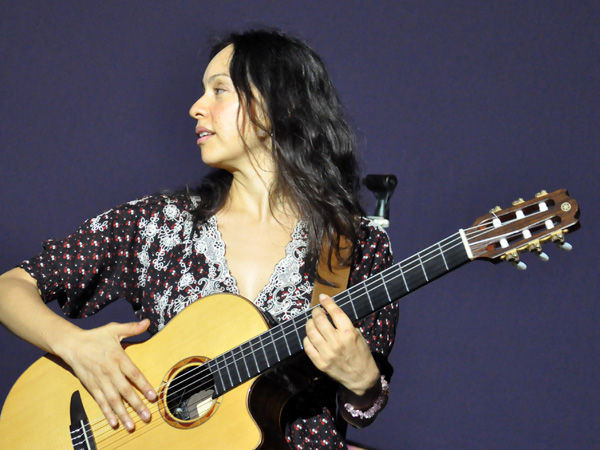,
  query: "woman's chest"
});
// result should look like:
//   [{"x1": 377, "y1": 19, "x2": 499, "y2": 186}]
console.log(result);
[
  {"x1": 137, "y1": 216, "x2": 314, "y2": 329},
  {"x1": 217, "y1": 220, "x2": 298, "y2": 301}
]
